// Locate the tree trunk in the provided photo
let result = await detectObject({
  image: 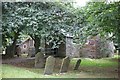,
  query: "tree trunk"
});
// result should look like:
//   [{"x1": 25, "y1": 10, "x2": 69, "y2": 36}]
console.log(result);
[
  {"x1": 30, "y1": 35, "x2": 41, "y2": 55},
  {"x1": 118, "y1": 31, "x2": 120, "y2": 55},
  {"x1": 117, "y1": 39, "x2": 120, "y2": 55},
  {"x1": 4, "y1": 32, "x2": 19, "y2": 58},
  {"x1": 34, "y1": 35, "x2": 41, "y2": 54}
]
